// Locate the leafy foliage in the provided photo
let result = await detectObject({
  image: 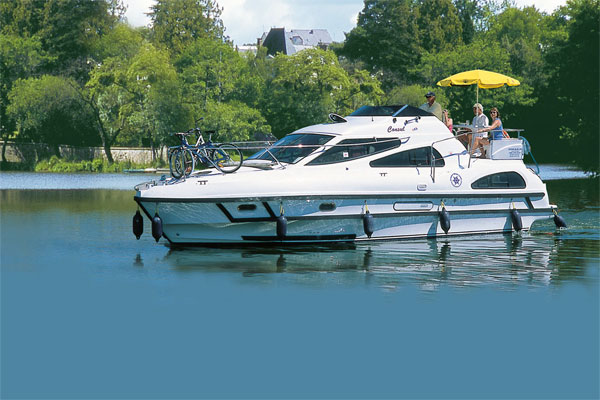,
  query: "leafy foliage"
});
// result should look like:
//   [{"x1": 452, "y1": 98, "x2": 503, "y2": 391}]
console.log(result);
[
  {"x1": 150, "y1": 0, "x2": 226, "y2": 55},
  {"x1": 203, "y1": 101, "x2": 271, "y2": 142},
  {"x1": 0, "y1": 34, "x2": 54, "y2": 144},
  {"x1": 0, "y1": 0, "x2": 121, "y2": 79},
  {"x1": 1, "y1": 0, "x2": 597, "y2": 173},
  {"x1": 7, "y1": 75, "x2": 97, "y2": 154},
  {"x1": 385, "y1": 84, "x2": 447, "y2": 109},
  {"x1": 34, "y1": 155, "x2": 160, "y2": 172},
  {"x1": 263, "y1": 48, "x2": 382, "y2": 137},
  {"x1": 414, "y1": 38, "x2": 534, "y2": 123},
  {"x1": 340, "y1": 0, "x2": 420, "y2": 89},
  {"x1": 416, "y1": 0, "x2": 463, "y2": 53},
  {"x1": 174, "y1": 37, "x2": 271, "y2": 140},
  {"x1": 552, "y1": 0, "x2": 599, "y2": 172}
]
